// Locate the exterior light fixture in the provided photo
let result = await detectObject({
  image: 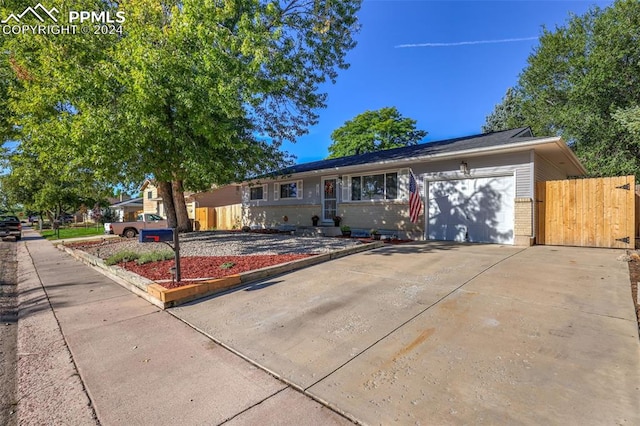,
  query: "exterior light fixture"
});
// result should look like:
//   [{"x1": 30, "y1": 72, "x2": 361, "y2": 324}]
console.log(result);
[{"x1": 460, "y1": 161, "x2": 469, "y2": 175}]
